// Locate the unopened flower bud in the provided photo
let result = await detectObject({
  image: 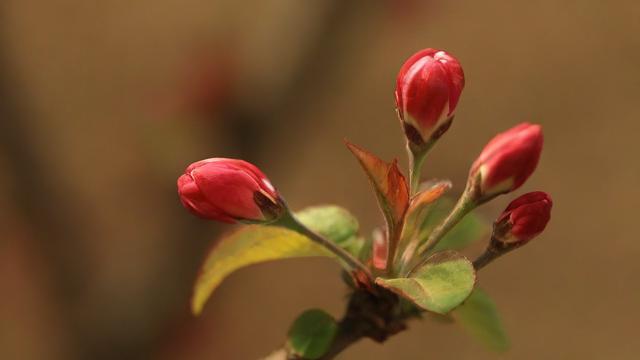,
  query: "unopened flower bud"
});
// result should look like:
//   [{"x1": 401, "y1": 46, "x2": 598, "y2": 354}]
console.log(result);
[
  {"x1": 395, "y1": 48, "x2": 465, "y2": 145},
  {"x1": 494, "y1": 191, "x2": 552, "y2": 246},
  {"x1": 177, "y1": 158, "x2": 284, "y2": 223},
  {"x1": 473, "y1": 191, "x2": 552, "y2": 270},
  {"x1": 469, "y1": 123, "x2": 543, "y2": 199}
]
